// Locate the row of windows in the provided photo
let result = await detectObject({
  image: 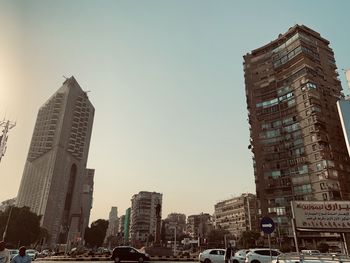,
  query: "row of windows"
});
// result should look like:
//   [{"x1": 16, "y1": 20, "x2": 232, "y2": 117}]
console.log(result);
[
  {"x1": 261, "y1": 116, "x2": 297, "y2": 130},
  {"x1": 256, "y1": 92, "x2": 294, "y2": 108},
  {"x1": 274, "y1": 45, "x2": 302, "y2": 68},
  {"x1": 268, "y1": 206, "x2": 286, "y2": 215}
]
